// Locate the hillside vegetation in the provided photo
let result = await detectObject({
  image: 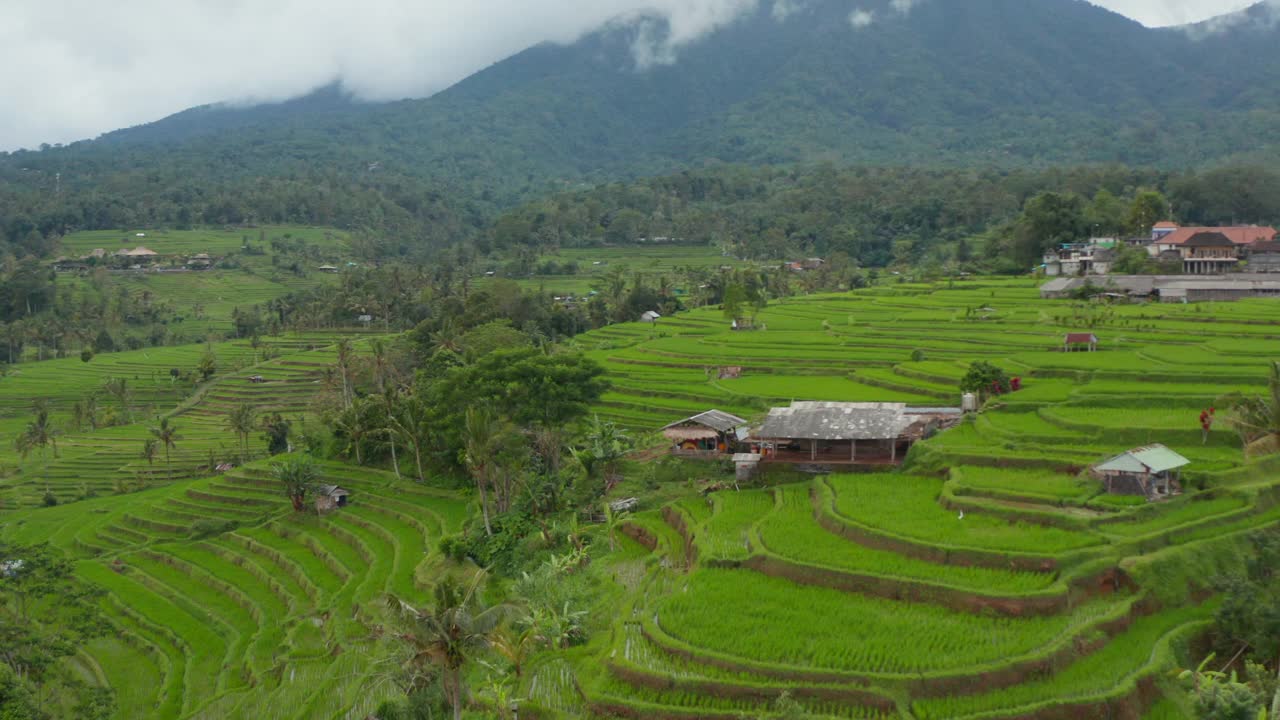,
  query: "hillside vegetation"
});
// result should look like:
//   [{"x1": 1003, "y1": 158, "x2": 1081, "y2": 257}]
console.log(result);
[{"x1": 4, "y1": 278, "x2": 1279, "y2": 718}]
